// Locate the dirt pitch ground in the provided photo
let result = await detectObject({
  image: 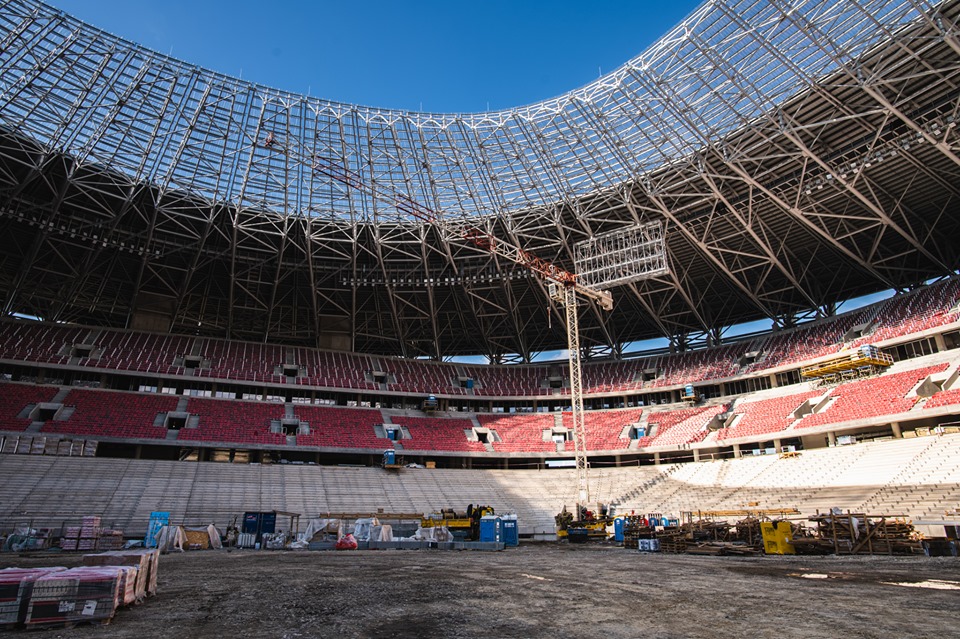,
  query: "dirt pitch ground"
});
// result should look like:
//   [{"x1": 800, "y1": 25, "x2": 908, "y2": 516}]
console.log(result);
[{"x1": 2, "y1": 544, "x2": 959, "y2": 638}]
